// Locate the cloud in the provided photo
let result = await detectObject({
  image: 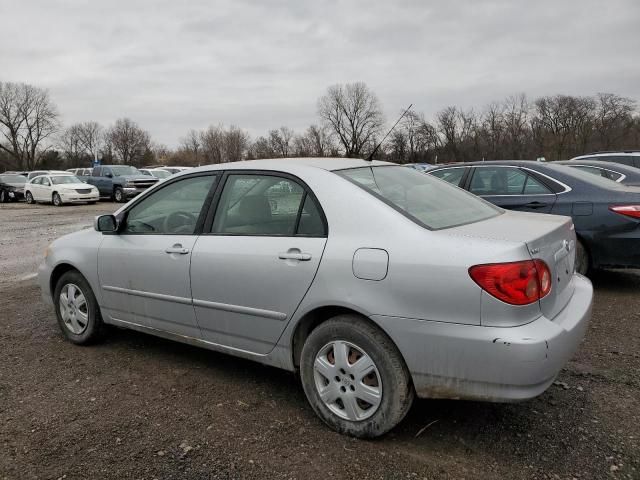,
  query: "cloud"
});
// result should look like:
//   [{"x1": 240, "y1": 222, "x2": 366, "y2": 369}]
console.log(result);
[{"x1": 2, "y1": 0, "x2": 639, "y2": 145}]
